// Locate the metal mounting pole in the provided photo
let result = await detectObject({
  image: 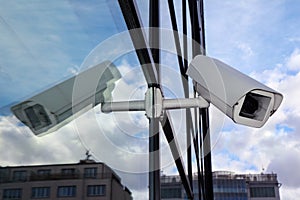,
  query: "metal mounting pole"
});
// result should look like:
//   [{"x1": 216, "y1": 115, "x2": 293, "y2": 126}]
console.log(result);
[
  {"x1": 147, "y1": 86, "x2": 161, "y2": 200},
  {"x1": 149, "y1": 1, "x2": 160, "y2": 199},
  {"x1": 149, "y1": 114, "x2": 160, "y2": 200},
  {"x1": 201, "y1": 108, "x2": 213, "y2": 200}
]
